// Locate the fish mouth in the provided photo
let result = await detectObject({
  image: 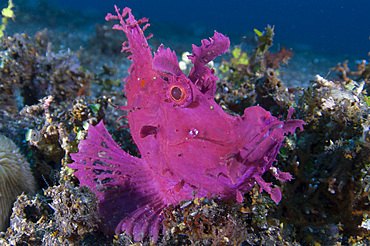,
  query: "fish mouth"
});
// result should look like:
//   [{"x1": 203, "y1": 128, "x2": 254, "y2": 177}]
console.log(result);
[
  {"x1": 170, "y1": 135, "x2": 230, "y2": 147},
  {"x1": 193, "y1": 136, "x2": 229, "y2": 146}
]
